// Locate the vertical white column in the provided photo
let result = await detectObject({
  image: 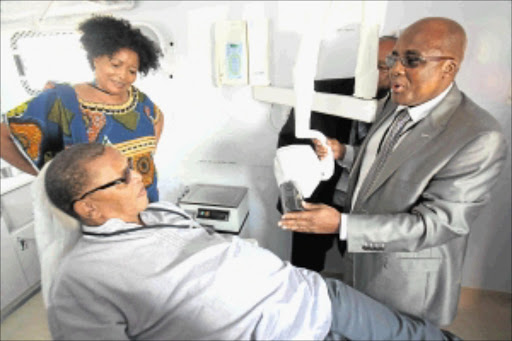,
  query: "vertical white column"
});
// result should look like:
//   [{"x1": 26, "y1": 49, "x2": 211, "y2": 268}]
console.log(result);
[
  {"x1": 354, "y1": 0, "x2": 388, "y2": 99},
  {"x1": 292, "y1": 2, "x2": 331, "y2": 139}
]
